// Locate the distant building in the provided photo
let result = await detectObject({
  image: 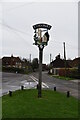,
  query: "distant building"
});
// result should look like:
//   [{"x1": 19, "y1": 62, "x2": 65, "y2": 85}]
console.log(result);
[
  {"x1": 0, "y1": 59, "x2": 2, "y2": 70},
  {"x1": 67, "y1": 57, "x2": 80, "y2": 68},
  {"x1": 66, "y1": 59, "x2": 73, "y2": 67},
  {"x1": 42, "y1": 64, "x2": 47, "y2": 71},
  {"x1": 2, "y1": 55, "x2": 22, "y2": 68},
  {"x1": 51, "y1": 54, "x2": 71, "y2": 68},
  {"x1": 50, "y1": 54, "x2": 71, "y2": 75},
  {"x1": 72, "y1": 57, "x2": 80, "y2": 68}
]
